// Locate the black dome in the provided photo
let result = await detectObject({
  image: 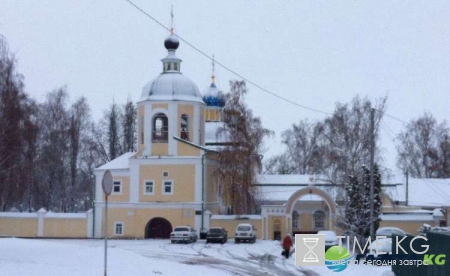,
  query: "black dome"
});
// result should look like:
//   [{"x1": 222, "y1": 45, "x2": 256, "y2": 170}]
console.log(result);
[{"x1": 164, "y1": 34, "x2": 179, "y2": 50}]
